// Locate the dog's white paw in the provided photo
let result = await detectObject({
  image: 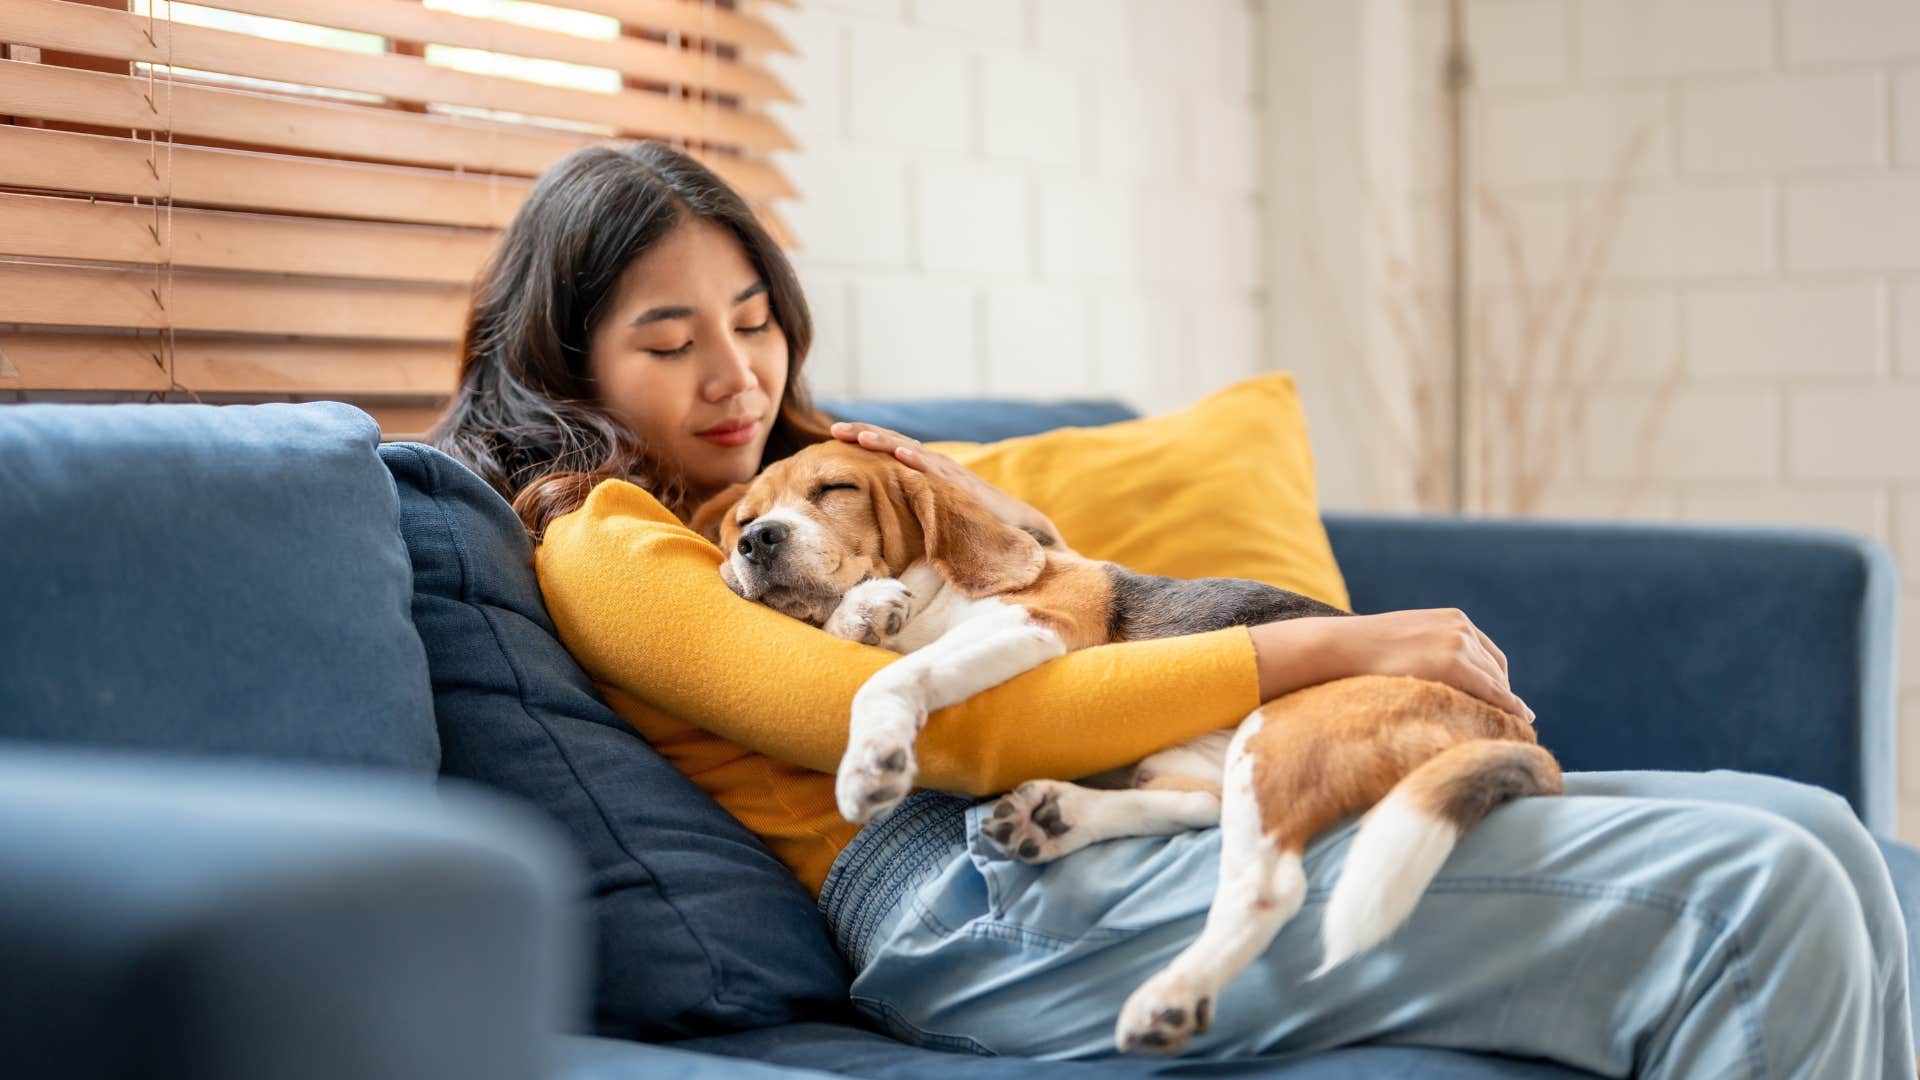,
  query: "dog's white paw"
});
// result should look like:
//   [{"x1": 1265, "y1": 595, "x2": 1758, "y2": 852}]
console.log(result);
[
  {"x1": 836, "y1": 730, "x2": 918, "y2": 824},
  {"x1": 826, "y1": 578, "x2": 914, "y2": 645},
  {"x1": 1116, "y1": 970, "x2": 1214, "y2": 1056},
  {"x1": 982, "y1": 781, "x2": 1081, "y2": 862}
]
